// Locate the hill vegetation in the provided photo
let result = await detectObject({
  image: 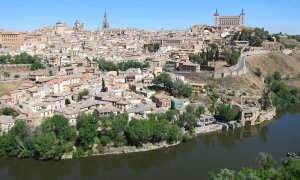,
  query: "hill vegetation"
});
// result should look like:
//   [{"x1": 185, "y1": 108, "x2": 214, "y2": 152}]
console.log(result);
[
  {"x1": 0, "y1": 53, "x2": 45, "y2": 71},
  {"x1": 209, "y1": 154, "x2": 300, "y2": 180},
  {"x1": 97, "y1": 59, "x2": 150, "y2": 71}
]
